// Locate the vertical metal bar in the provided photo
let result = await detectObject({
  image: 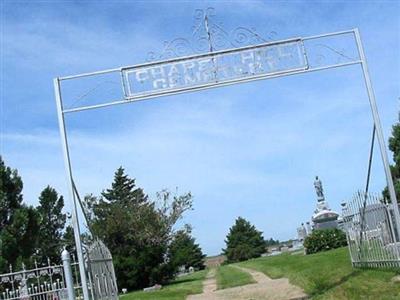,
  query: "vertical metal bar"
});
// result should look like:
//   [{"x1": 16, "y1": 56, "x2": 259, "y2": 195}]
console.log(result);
[
  {"x1": 370, "y1": 195, "x2": 382, "y2": 265},
  {"x1": 54, "y1": 78, "x2": 90, "y2": 300},
  {"x1": 349, "y1": 195, "x2": 359, "y2": 265},
  {"x1": 376, "y1": 198, "x2": 386, "y2": 265},
  {"x1": 204, "y1": 14, "x2": 218, "y2": 82},
  {"x1": 61, "y1": 249, "x2": 75, "y2": 300},
  {"x1": 385, "y1": 202, "x2": 397, "y2": 260},
  {"x1": 355, "y1": 192, "x2": 364, "y2": 263},
  {"x1": 86, "y1": 262, "x2": 95, "y2": 300},
  {"x1": 365, "y1": 126, "x2": 375, "y2": 194},
  {"x1": 354, "y1": 28, "x2": 400, "y2": 248}
]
